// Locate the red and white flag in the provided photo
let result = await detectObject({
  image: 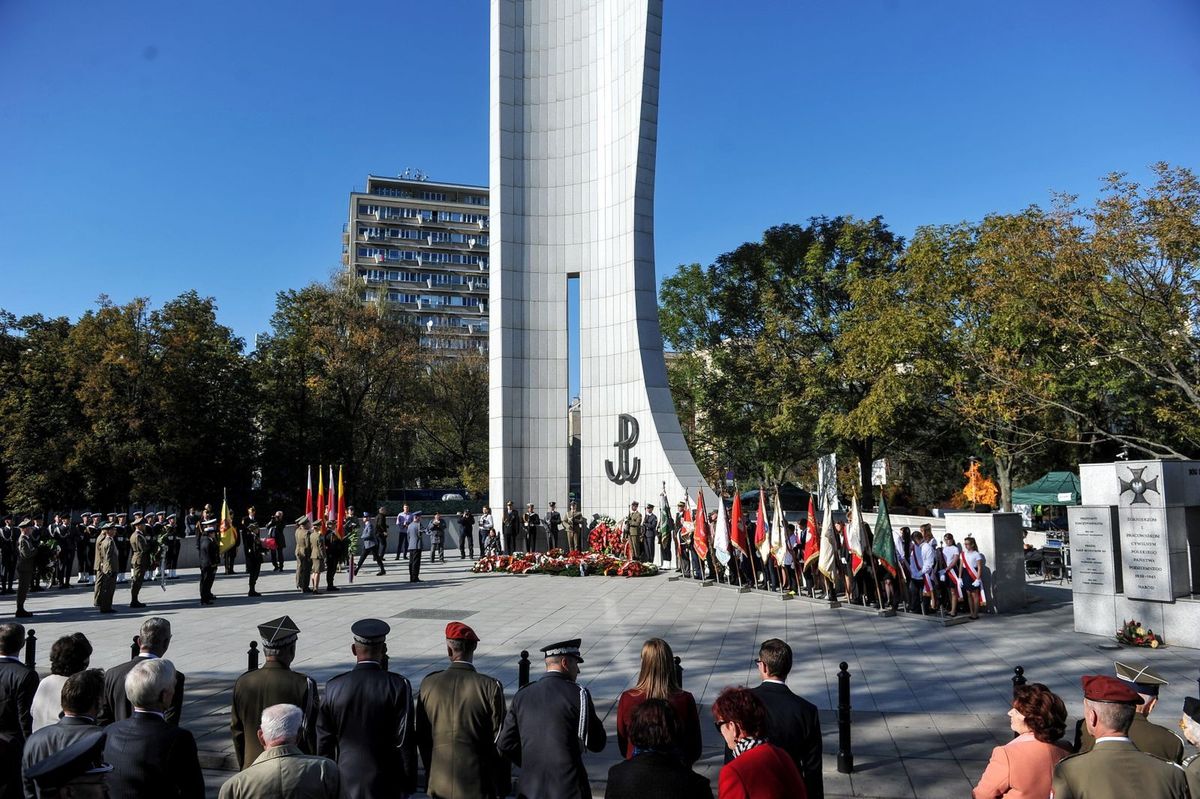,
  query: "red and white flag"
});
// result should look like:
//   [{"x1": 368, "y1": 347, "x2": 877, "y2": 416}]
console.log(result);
[{"x1": 305, "y1": 466, "x2": 313, "y2": 521}]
